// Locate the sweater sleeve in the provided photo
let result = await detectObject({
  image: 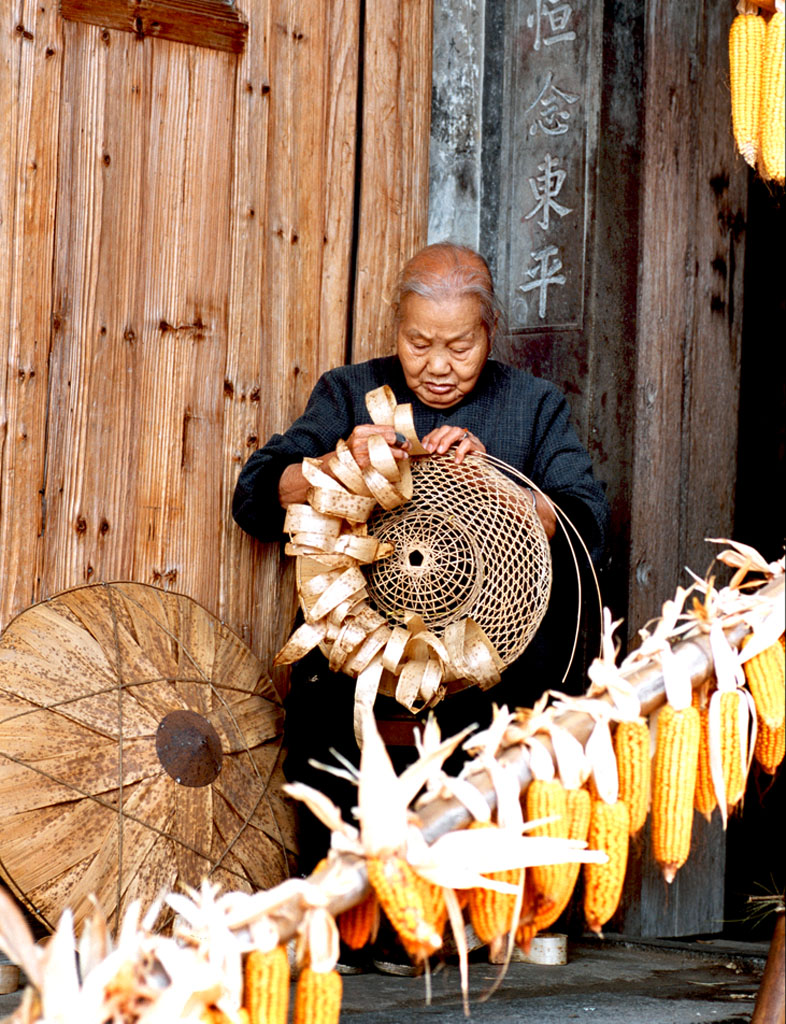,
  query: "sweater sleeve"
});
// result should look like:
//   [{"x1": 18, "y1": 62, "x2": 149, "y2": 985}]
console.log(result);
[
  {"x1": 232, "y1": 370, "x2": 360, "y2": 543},
  {"x1": 528, "y1": 385, "x2": 609, "y2": 567}
]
